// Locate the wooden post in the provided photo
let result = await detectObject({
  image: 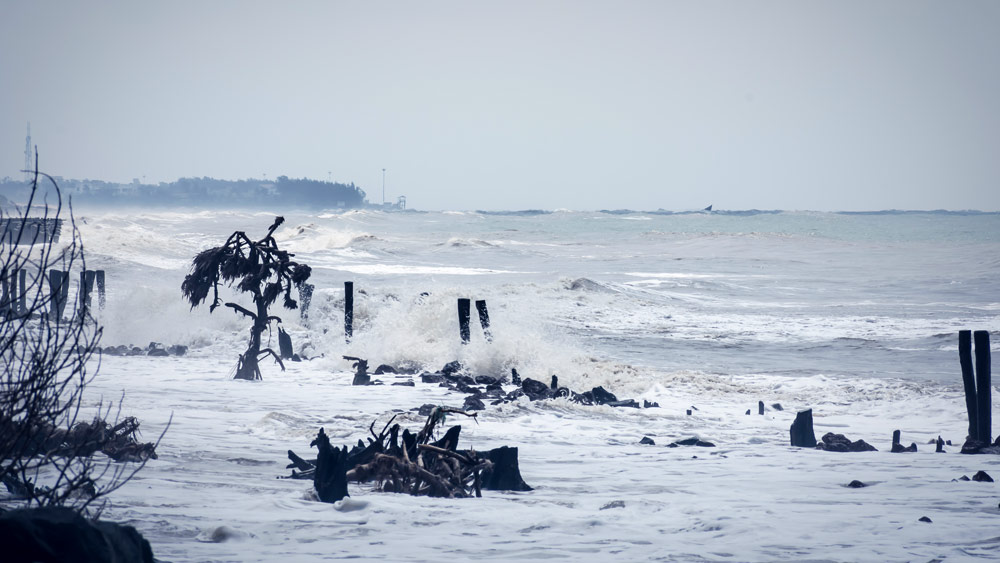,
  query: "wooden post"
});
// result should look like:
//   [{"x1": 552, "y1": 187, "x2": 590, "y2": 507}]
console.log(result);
[
  {"x1": 95, "y1": 270, "x2": 106, "y2": 310},
  {"x1": 0, "y1": 269, "x2": 9, "y2": 315},
  {"x1": 79, "y1": 270, "x2": 95, "y2": 317},
  {"x1": 17, "y1": 269, "x2": 27, "y2": 315},
  {"x1": 959, "y1": 330, "x2": 978, "y2": 440},
  {"x1": 475, "y1": 299, "x2": 492, "y2": 342},
  {"x1": 344, "y1": 281, "x2": 353, "y2": 343},
  {"x1": 790, "y1": 409, "x2": 816, "y2": 447},
  {"x1": 974, "y1": 330, "x2": 991, "y2": 443},
  {"x1": 457, "y1": 298, "x2": 471, "y2": 344},
  {"x1": 48, "y1": 270, "x2": 68, "y2": 320},
  {"x1": 758, "y1": 400, "x2": 765, "y2": 415}
]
